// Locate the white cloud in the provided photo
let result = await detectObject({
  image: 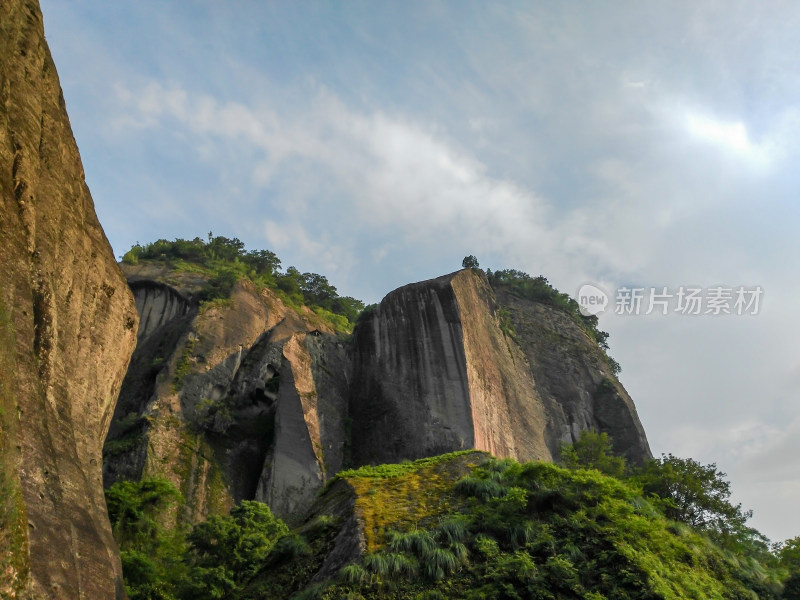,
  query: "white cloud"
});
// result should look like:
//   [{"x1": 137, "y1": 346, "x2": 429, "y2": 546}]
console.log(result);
[
  {"x1": 684, "y1": 112, "x2": 772, "y2": 167},
  {"x1": 113, "y1": 81, "x2": 567, "y2": 279}
]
